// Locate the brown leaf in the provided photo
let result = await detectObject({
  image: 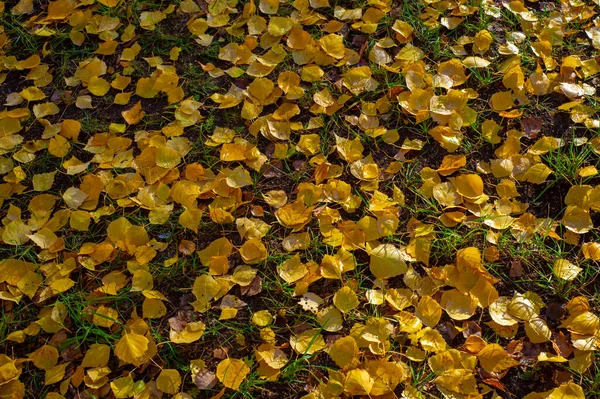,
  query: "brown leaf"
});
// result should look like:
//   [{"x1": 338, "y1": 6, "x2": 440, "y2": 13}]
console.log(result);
[
  {"x1": 250, "y1": 205, "x2": 264, "y2": 217},
  {"x1": 263, "y1": 162, "x2": 283, "y2": 178},
  {"x1": 520, "y1": 341, "x2": 542, "y2": 366},
  {"x1": 168, "y1": 314, "x2": 187, "y2": 333},
  {"x1": 50, "y1": 330, "x2": 68, "y2": 346},
  {"x1": 292, "y1": 160, "x2": 306, "y2": 171},
  {"x1": 521, "y1": 116, "x2": 543, "y2": 139},
  {"x1": 482, "y1": 379, "x2": 507, "y2": 392},
  {"x1": 546, "y1": 302, "x2": 565, "y2": 321},
  {"x1": 552, "y1": 370, "x2": 572, "y2": 385},
  {"x1": 178, "y1": 239, "x2": 196, "y2": 255},
  {"x1": 240, "y1": 276, "x2": 262, "y2": 296},
  {"x1": 553, "y1": 331, "x2": 573, "y2": 358},
  {"x1": 506, "y1": 339, "x2": 523, "y2": 356},
  {"x1": 213, "y1": 347, "x2": 228, "y2": 359},
  {"x1": 437, "y1": 322, "x2": 460, "y2": 343},
  {"x1": 195, "y1": 369, "x2": 217, "y2": 389},
  {"x1": 462, "y1": 321, "x2": 482, "y2": 338},
  {"x1": 509, "y1": 261, "x2": 523, "y2": 278}
]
